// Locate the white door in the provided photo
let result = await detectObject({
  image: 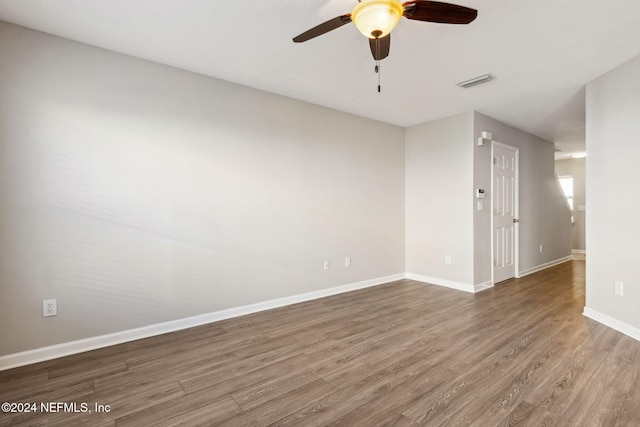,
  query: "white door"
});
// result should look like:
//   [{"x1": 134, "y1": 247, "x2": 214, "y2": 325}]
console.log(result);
[{"x1": 492, "y1": 142, "x2": 518, "y2": 283}]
